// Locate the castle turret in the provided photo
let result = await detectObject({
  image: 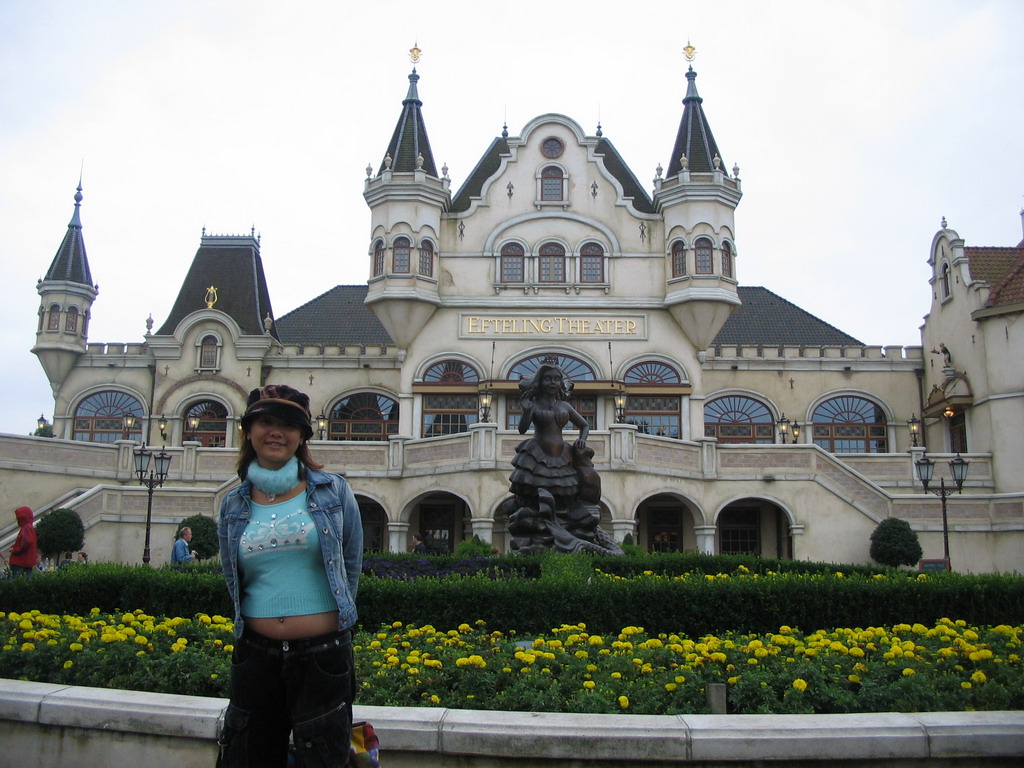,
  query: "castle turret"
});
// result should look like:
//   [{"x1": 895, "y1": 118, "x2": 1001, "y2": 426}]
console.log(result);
[
  {"x1": 32, "y1": 183, "x2": 98, "y2": 393},
  {"x1": 363, "y1": 47, "x2": 450, "y2": 348},
  {"x1": 653, "y1": 53, "x2": 742, "y2": 351}
]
